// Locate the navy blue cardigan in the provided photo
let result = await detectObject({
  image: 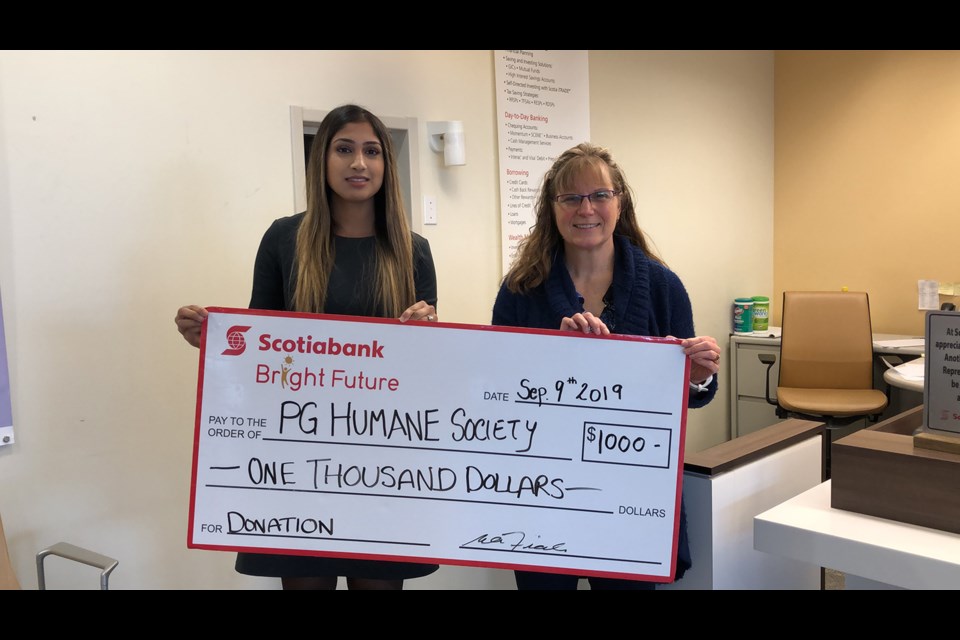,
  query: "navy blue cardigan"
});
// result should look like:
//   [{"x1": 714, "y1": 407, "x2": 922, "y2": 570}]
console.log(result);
[
  {"x1": 492, "y1": 234, "x2": 718, "y2": 408},
  {"x1": 492, "y1": 235, "x2": 716, "y2": 581}
]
